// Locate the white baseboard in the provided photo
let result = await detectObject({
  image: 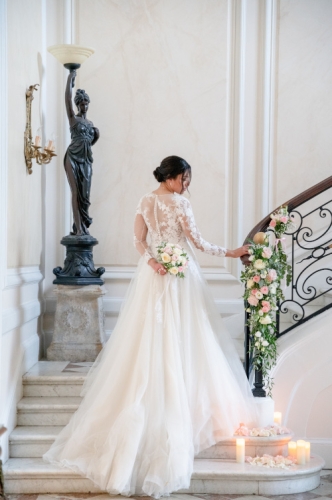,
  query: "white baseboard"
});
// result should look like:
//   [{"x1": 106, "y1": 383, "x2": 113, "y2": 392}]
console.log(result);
[
  {"x1": 2, "y1": 299, "x2": 42, "y2": 335},
  {"x1": 5, "y1": 266, "x2": 43, "y2": 289}
]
